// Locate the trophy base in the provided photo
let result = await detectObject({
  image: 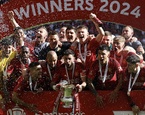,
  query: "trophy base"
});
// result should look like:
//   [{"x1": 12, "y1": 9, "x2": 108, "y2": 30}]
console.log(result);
[
  {"x1": 63, "y1": 104, "x2": 72, "y2": 108},
  {"x1": 61, "y1": 97, "x2": 73, "y2": 108}
]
